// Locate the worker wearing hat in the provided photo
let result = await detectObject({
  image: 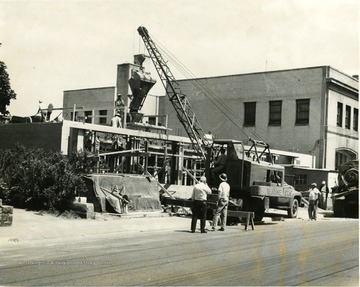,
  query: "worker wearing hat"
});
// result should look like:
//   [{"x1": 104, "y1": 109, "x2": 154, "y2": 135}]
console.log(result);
[
  {"x1": 308, "y1": 182, "x2": 321, "y2": 220},
  {"x1": 212, "y1": 173, "x2": 230, "y2": 231},
  {"x1": 319, "y1": 180, "x2": 329, "y2": 209},
  {"x1": 190, "y1": 176, "x2": 212, "y2": 233}
]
